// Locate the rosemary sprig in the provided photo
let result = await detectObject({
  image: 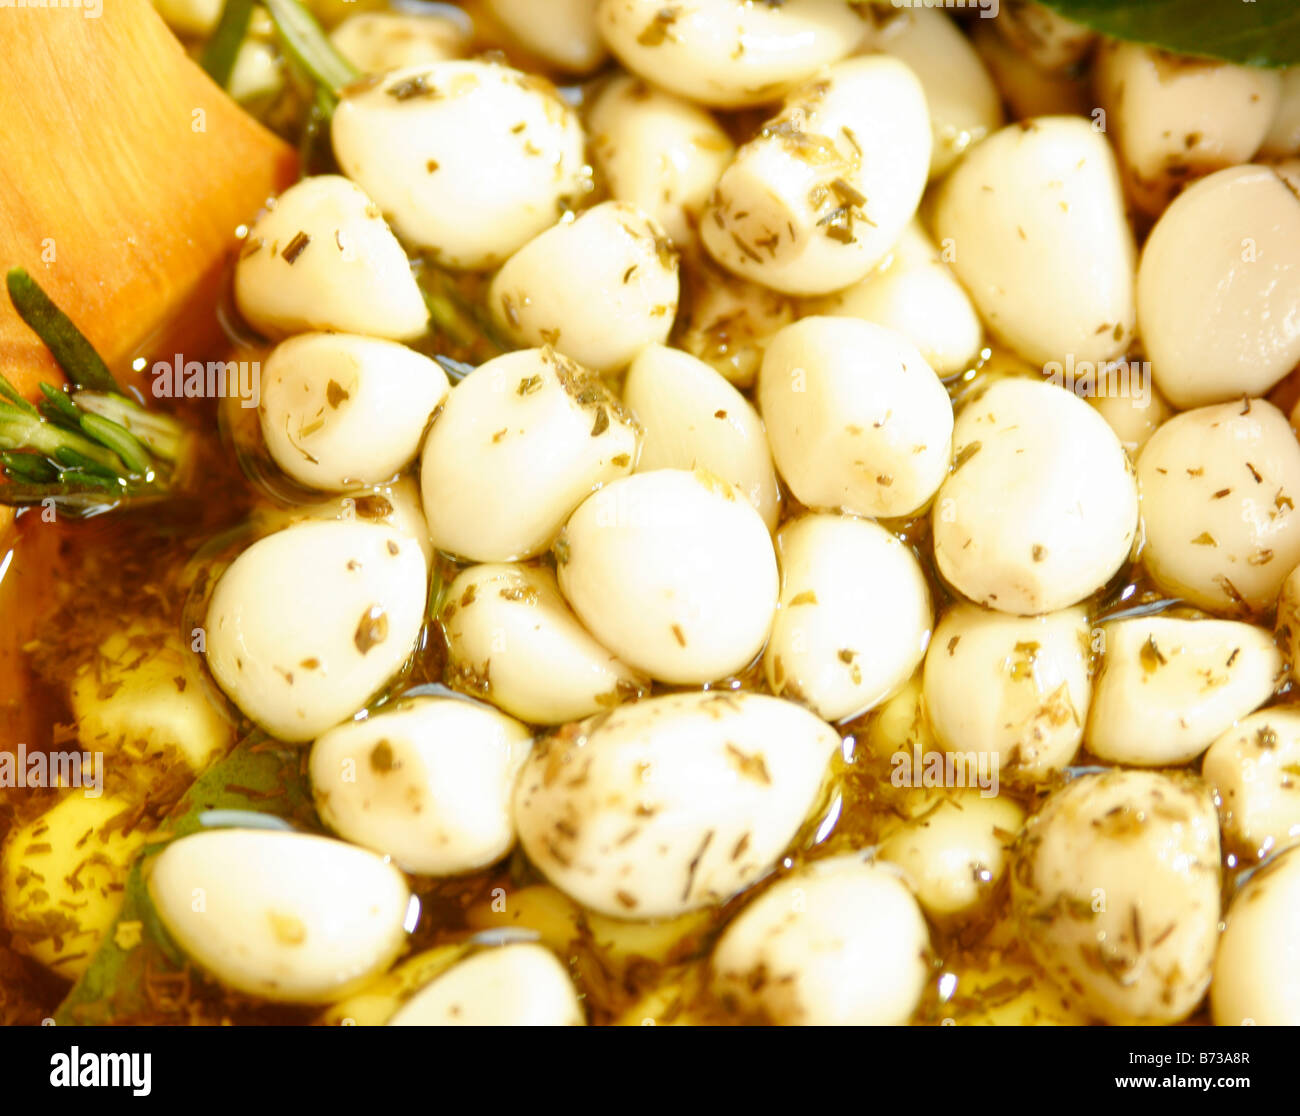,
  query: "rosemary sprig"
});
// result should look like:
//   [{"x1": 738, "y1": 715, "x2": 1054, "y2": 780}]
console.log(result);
[
  {"x1": 264, "y1": 0, "x2": 359, "y2": 110},
  {"x1": 200, "y1": 0, "x2": 255, "y2": 91},
  {"x1": 0, "y1": 273, "x2": 190, "y2": 516}
]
